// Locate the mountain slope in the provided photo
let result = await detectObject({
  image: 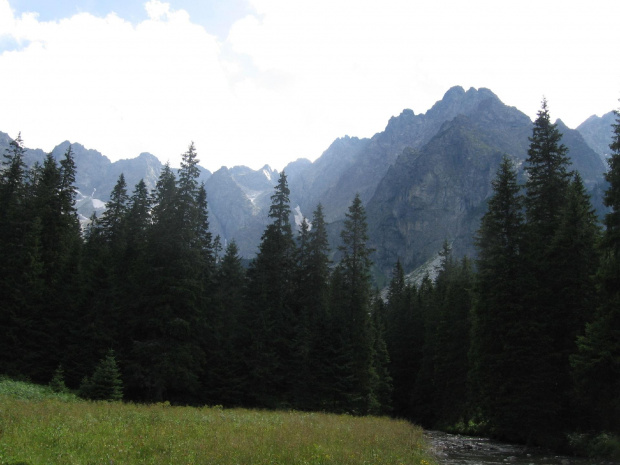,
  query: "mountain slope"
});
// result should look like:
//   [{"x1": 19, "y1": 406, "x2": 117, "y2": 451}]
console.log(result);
[
  {"x1": 289, "y1": 86, "x2": 531, "y2": 224},
  {"x1": 577, "y1": 111, "x2": 616, "y2": 162},
  {"x1": 203, "y1": 165, "x2": 279, "y2": 257},
  {"x1": 366, "y1": 102, "x2": 607, "y2": 278},
  {"x1": 367, "y1": 116, "x2": 506, "y2": 277}
]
